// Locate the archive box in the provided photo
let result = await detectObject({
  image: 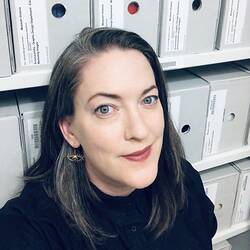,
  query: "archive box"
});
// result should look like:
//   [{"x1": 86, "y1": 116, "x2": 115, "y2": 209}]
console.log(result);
[
  {"x1": 0, "y1": 91, "x2": 24, "y2": 208},
  {"x1": 159, "y1": 0, "x2": 221, "y2": 57},
  {"x1": 165, "y1": 69, "x2": 209, "y2": 163},
  {"x1": 9, "y1": 0, "x2": 90, "y2": 71},
  {"x1": 189, "y1": 64, "x2": 250, "y2": 157},
  {"x1": 201, "y1": 164, "x2": 239, "y2": 232},
  {"x1": 91, "y1": 0, "x2": 161, "y2": 52},
  {"x1": 231, "y1": 158, "x2": 250, "y2": 225},
  {"x1": 16, "y1": 87, "x2": 47, "y2": 168}
]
